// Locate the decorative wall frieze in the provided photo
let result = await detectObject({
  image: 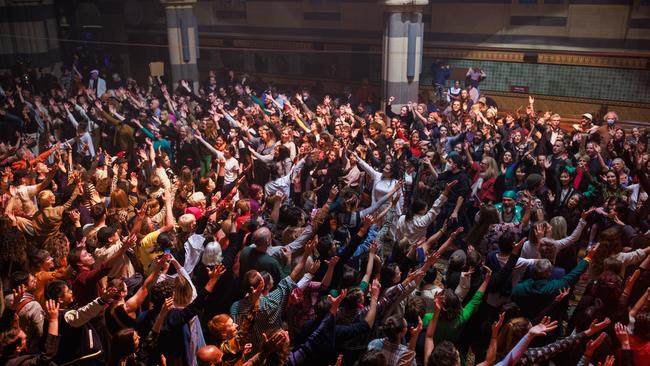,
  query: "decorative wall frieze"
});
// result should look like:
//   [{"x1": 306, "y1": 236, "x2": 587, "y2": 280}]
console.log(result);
[{"x1": 538, "y1": 53, "x2": 647, "y2": 69}]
